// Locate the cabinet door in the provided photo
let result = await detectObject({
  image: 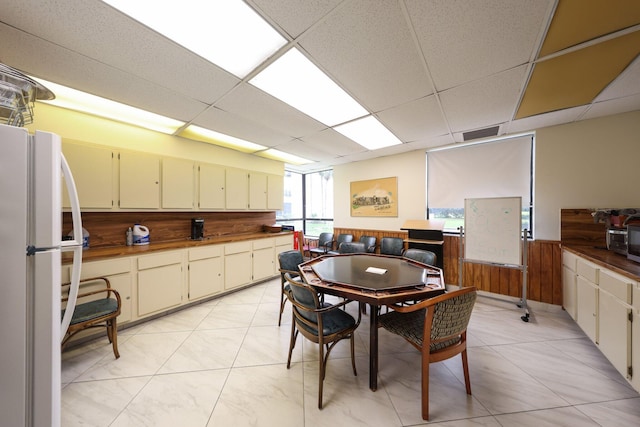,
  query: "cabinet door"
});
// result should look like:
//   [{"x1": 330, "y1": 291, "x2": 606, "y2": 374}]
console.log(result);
[
  {"x1": 267, "y1": 174, "x2": 284, "y2": 211},
  {"x1": 562, "y1": 264, "x2": 577, "y2": 320},
  {"x1": 138, "y1": 264, "x2": 182, "y2": 316},
  {"x1": 199, "y1": 163, "x2": 225, "y2": 209},
  {"x1": 598, "y1": 289, "x2": 631, "y2": 378},
  {"x1": 576, "y1": 275, "x2": 598, "y2": 342},
  {"x1": 119, "y1": 151, "x2": 160, "y2": 209},
  {"x1": 632, "y1": 284, "x2": 640, "y2": 391},
  {"x1": 189, "y1": 257, "x2": 223, "y2": 300},
  {"x1": 225, "y1": 168, "x2": 248, "y2": 210},
  {"x1": 225, "y1": 252, "x2": 252, "y2": 289},
  {"x1": 249, "y1": 172, "x2": 267, "y2": 210},
  {"x1": 62, "y1": 142, "x2": 113, "y2": 209},
  {"x1": 253, "y1": 247, "x2": 275, "y2": 281},
  {"x1": 162, "y1": 158, "x2": 194, "y2": 209}
]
